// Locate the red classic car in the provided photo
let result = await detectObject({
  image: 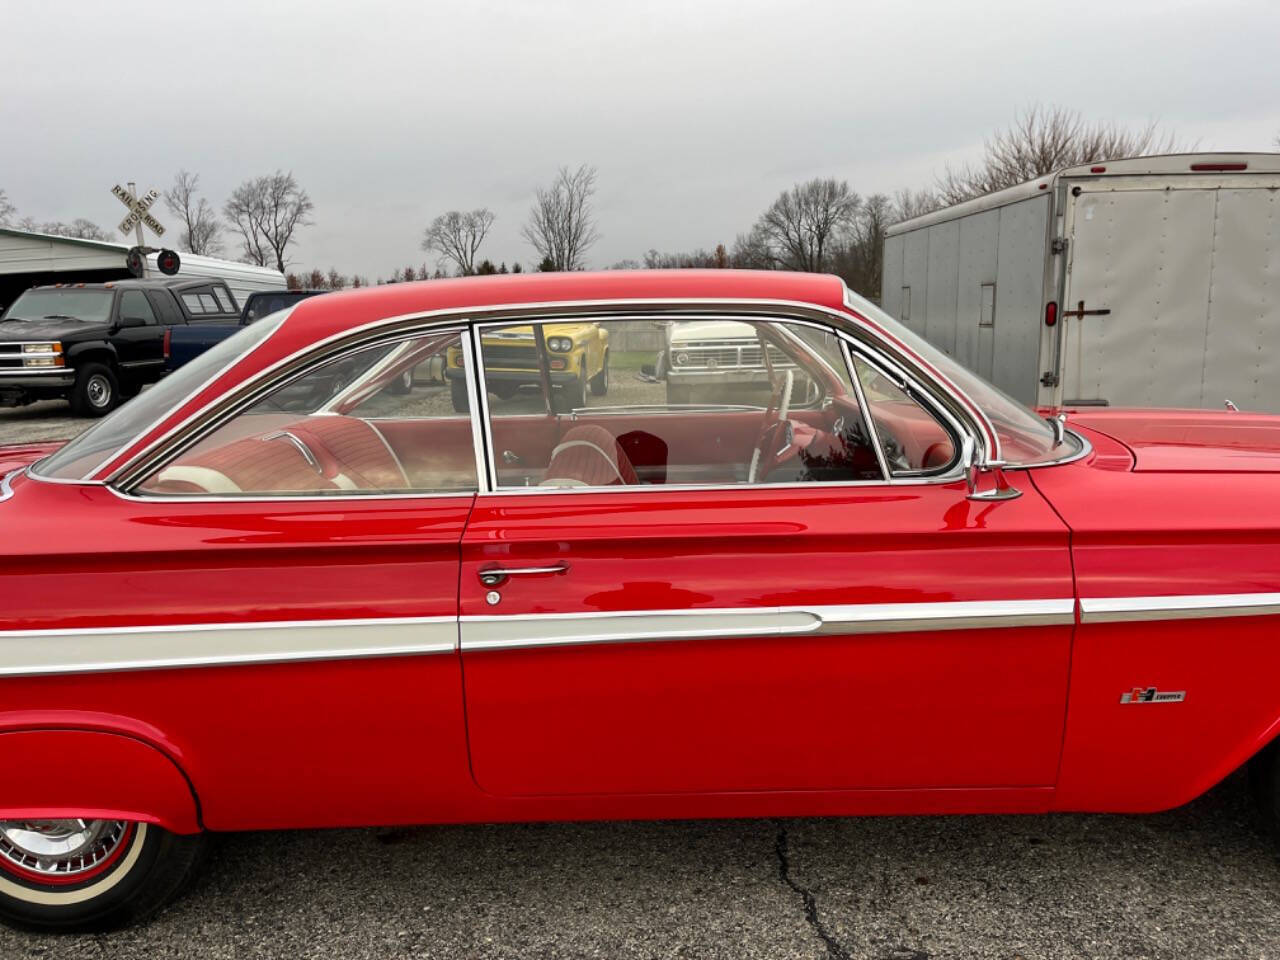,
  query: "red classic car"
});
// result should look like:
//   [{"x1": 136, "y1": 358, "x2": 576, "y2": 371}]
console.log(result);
[{"x1": 2, "y1": 270, "x2": 1279, "y2": 931}]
